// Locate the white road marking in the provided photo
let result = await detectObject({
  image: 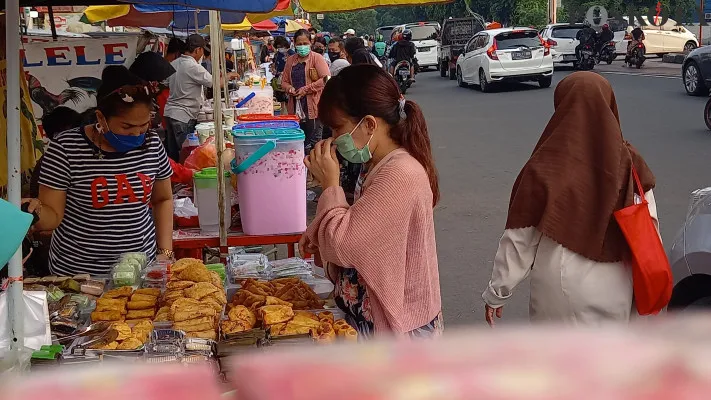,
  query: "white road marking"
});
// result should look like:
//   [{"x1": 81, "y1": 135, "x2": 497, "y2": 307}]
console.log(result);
[{"x1": 598, "y1": 70, "x2": 680, "y2": 79}]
